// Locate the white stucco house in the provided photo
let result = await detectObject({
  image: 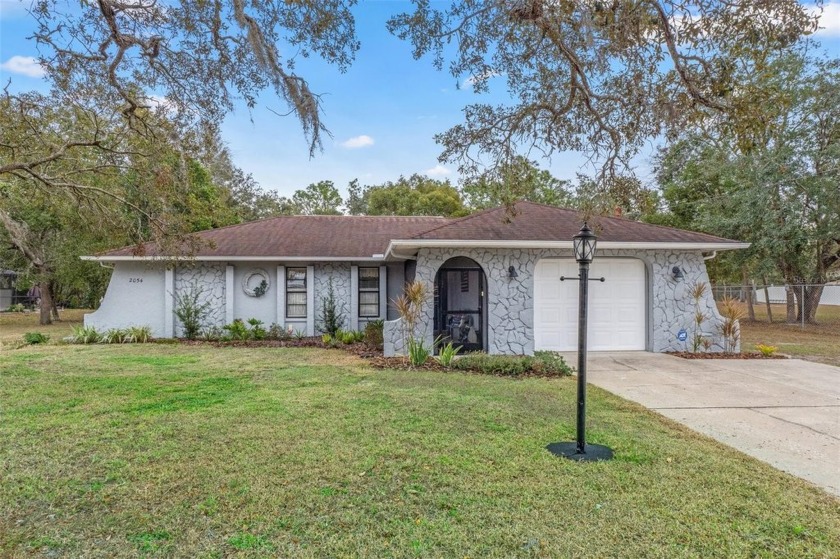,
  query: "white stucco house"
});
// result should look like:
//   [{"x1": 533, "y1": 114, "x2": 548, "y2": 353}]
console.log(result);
[{"x1": 82, "y1": 202, "x2": 748, "y2": 355}]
